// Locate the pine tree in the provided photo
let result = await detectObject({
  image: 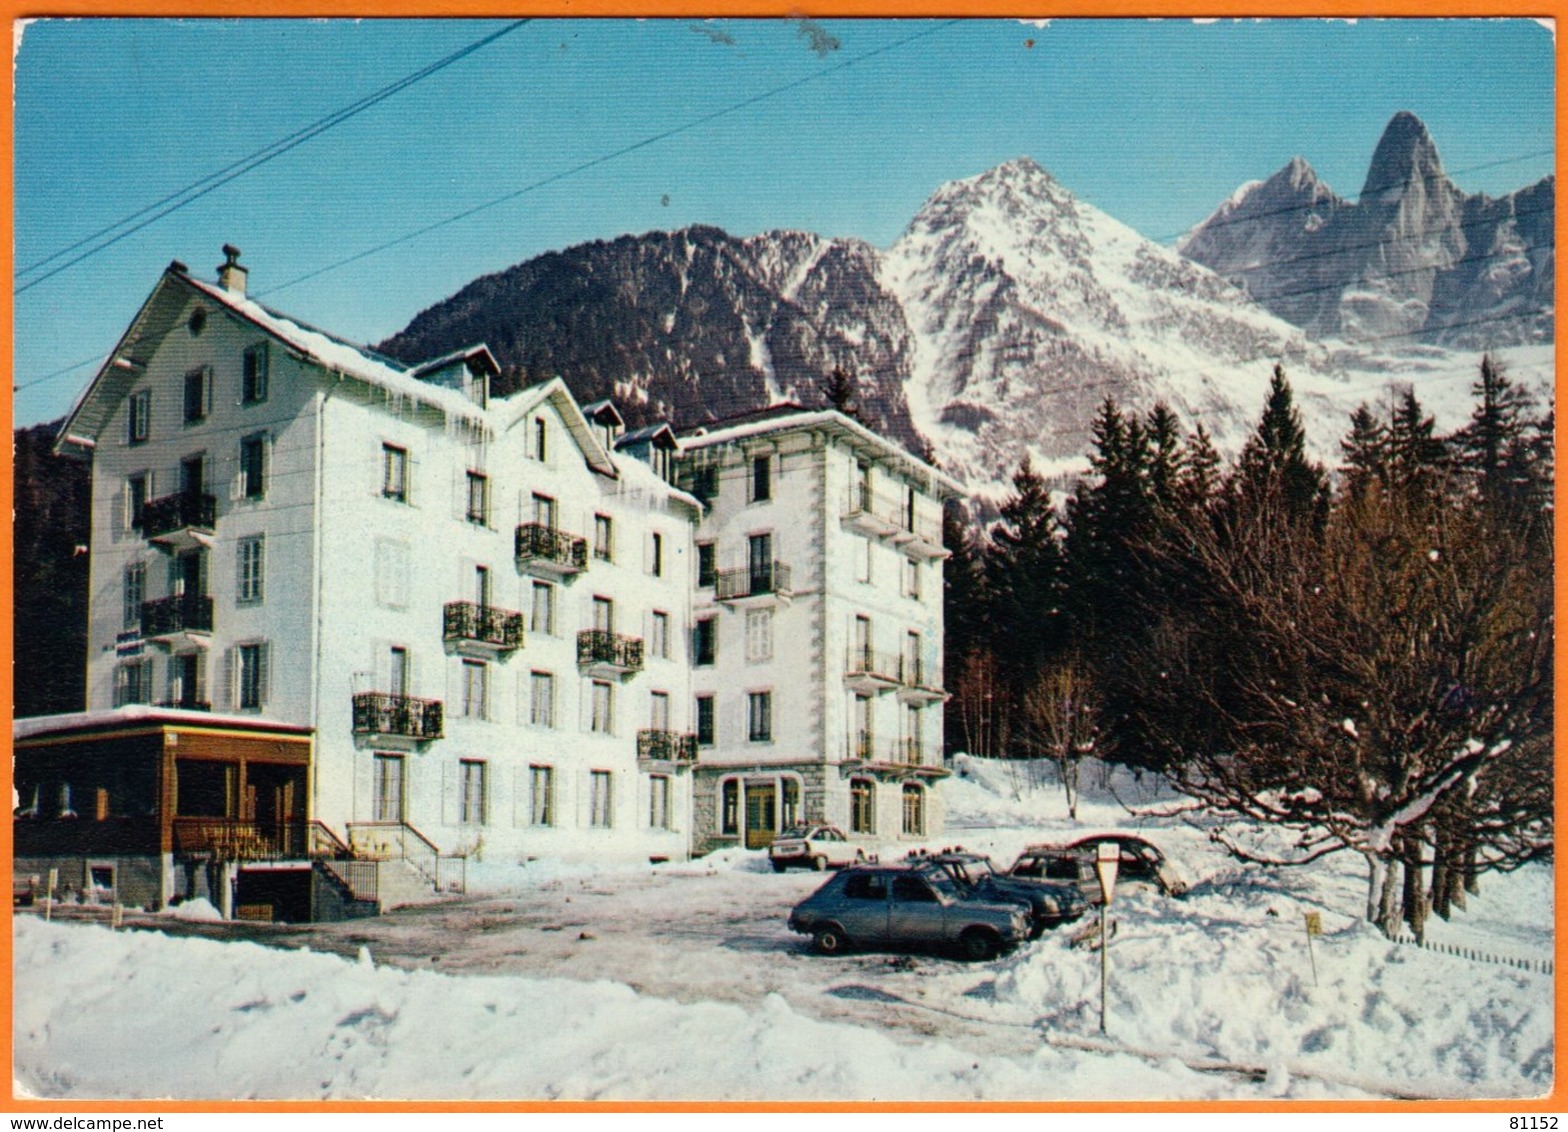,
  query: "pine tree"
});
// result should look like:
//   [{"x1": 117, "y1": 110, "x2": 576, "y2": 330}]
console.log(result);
[
  {"x1": 986, "y1": 456, "x2": 1067, "y2": 703},
  {"x1": 1385, "y1": 387, "x2": 1448, "y2": 501},
  {"x1": 1339, "y1": 403, "x2": 1388, "y2": 502},
  {"x1": 819, "y1": 366, "x2": 859, "y2": 419},
  {"x1": 1233, "y1": 364, "x2": 1329, "y2": 529},
  {"x1": 1452, "y1": 353, "x2": 1550, "y2": 530}
]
